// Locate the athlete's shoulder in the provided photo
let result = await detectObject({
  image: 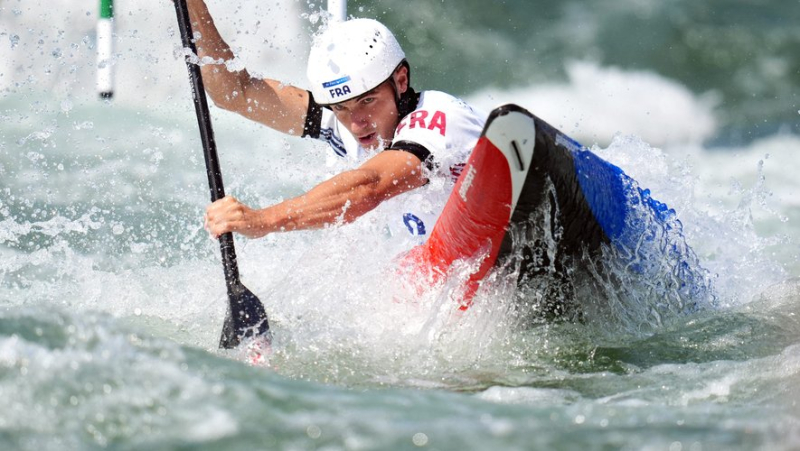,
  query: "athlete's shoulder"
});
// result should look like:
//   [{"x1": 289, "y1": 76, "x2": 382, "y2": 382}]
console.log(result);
[
  {"x1": 416, "y1": 90, "x2": 480, "y2": 114},
  {"x1": 392, "y1": 90, "x2": 485, "y2": 169}
]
